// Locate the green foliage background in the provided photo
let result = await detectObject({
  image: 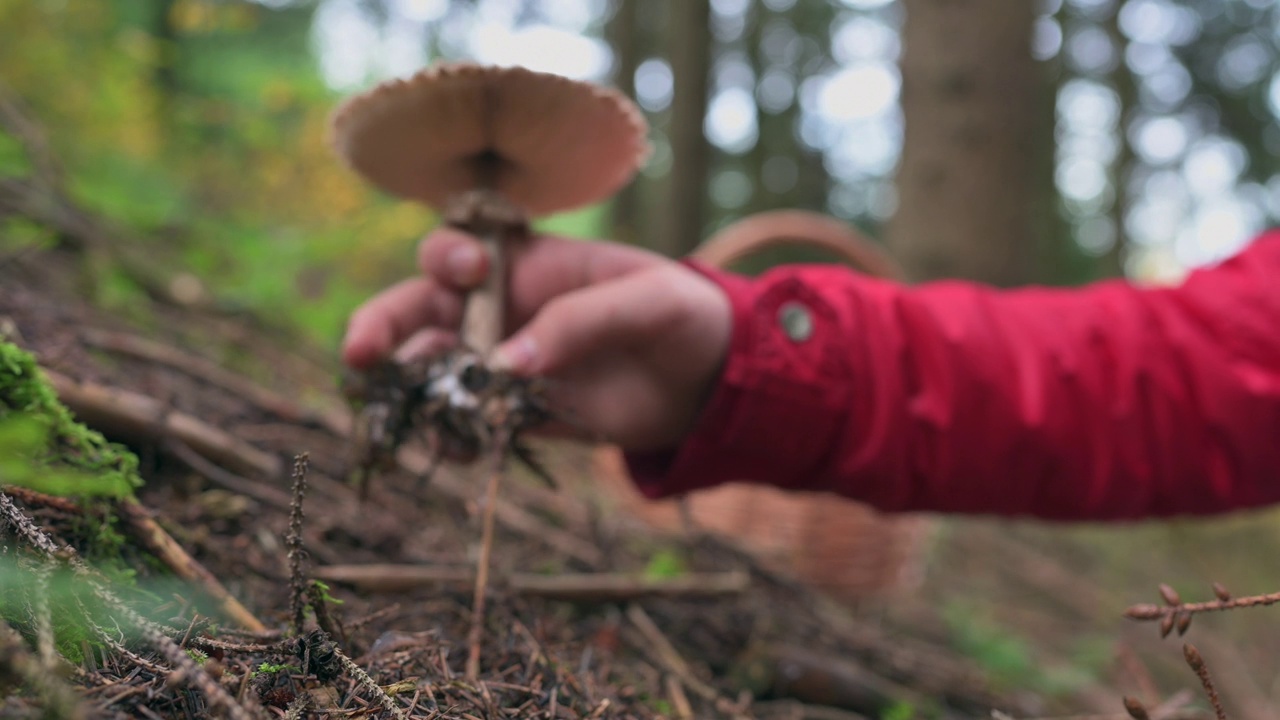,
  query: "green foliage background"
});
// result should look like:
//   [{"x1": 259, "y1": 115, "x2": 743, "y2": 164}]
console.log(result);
[{"x1": 0, "y1": 0, "x2": 476, "y2": 346}]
